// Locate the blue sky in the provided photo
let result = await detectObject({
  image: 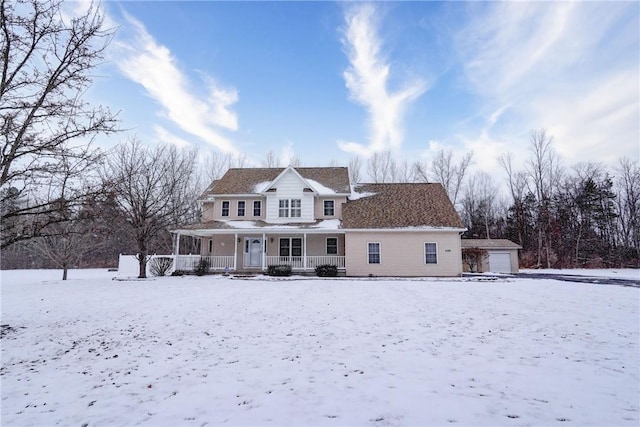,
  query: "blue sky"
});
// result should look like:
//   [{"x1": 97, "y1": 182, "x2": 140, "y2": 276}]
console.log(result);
[{"x1": 87, "y1": 1, "x2": 639, "y2": 172}]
